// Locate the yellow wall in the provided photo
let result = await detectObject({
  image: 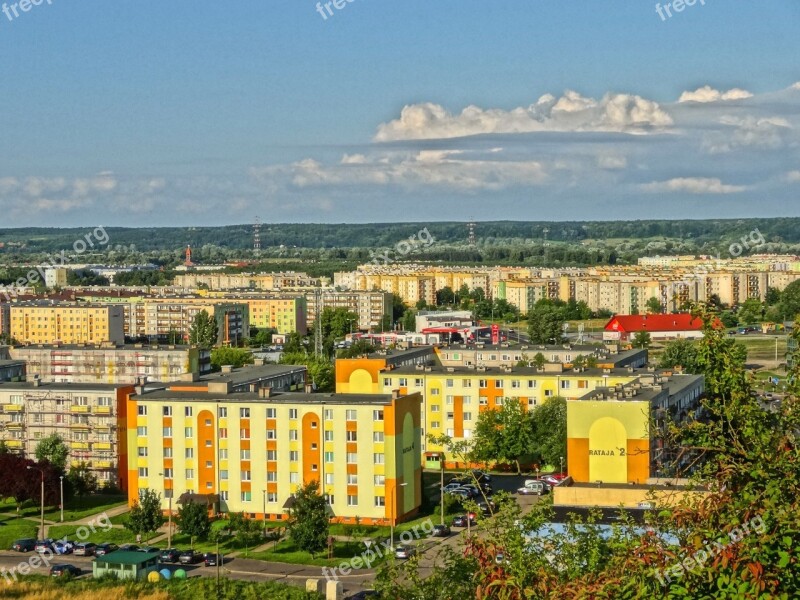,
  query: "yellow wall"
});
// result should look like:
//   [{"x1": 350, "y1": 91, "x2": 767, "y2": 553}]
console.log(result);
[{"x1": 553, "y1": 484, "x2": 708, "y2": 509}]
